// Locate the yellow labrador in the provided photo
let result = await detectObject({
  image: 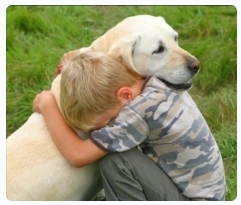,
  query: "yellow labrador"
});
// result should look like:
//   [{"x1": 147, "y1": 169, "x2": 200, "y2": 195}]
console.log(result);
[
  {"x1": 6, "y1": 76, "x2": 102, "y2": 201},
  {"x1": 6, "y1": 15, "x2": 199, "y2": 201}
]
